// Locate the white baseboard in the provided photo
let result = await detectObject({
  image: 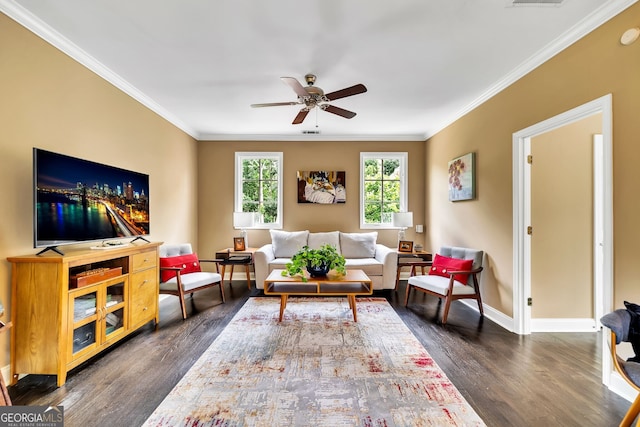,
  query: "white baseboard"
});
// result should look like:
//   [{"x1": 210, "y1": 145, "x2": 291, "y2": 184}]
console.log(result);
[
  {"x1": 531, "y1": 317, "x2": 597, "y2": 332},
  {"x1": 610, "y1": 370, "x2": 637, "y2": 403},
  {"x1": 460, "y1": 300, "x2": 515, "y2": 332}
]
